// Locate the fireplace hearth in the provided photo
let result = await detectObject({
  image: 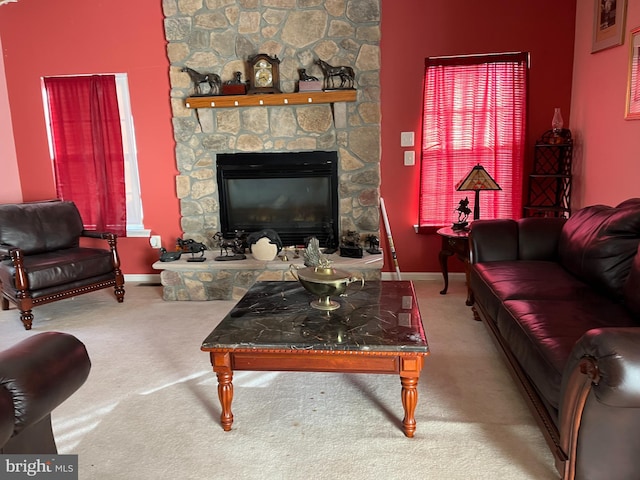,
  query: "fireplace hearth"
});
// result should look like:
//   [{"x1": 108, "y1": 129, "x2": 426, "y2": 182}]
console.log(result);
[{"x1": 216, "y1": 151, "x2": 339, "y2": 248}]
